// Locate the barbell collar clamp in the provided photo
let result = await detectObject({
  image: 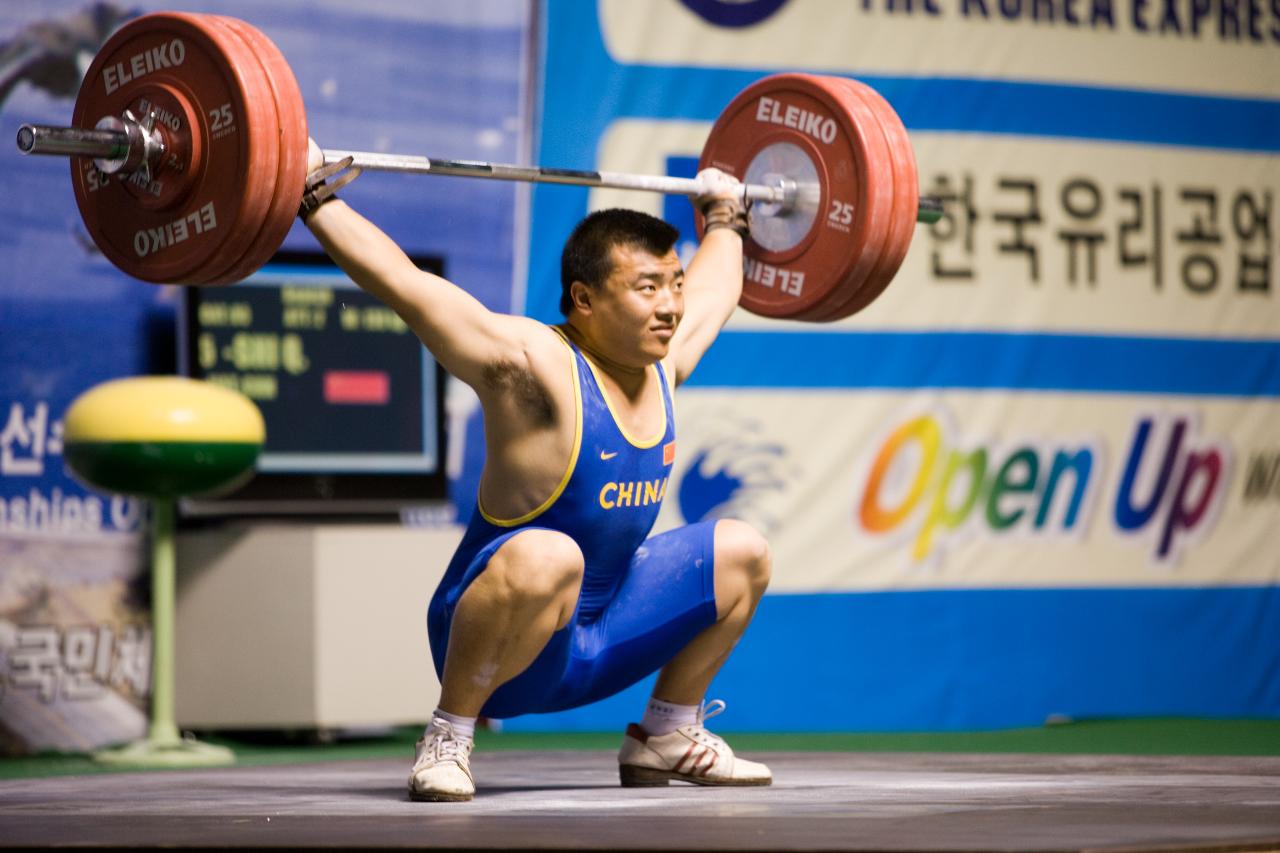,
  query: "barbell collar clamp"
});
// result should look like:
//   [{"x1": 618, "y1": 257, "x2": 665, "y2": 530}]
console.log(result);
[{"x1": 917, "y1": 196, "x2": 943, "y2": 225}]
